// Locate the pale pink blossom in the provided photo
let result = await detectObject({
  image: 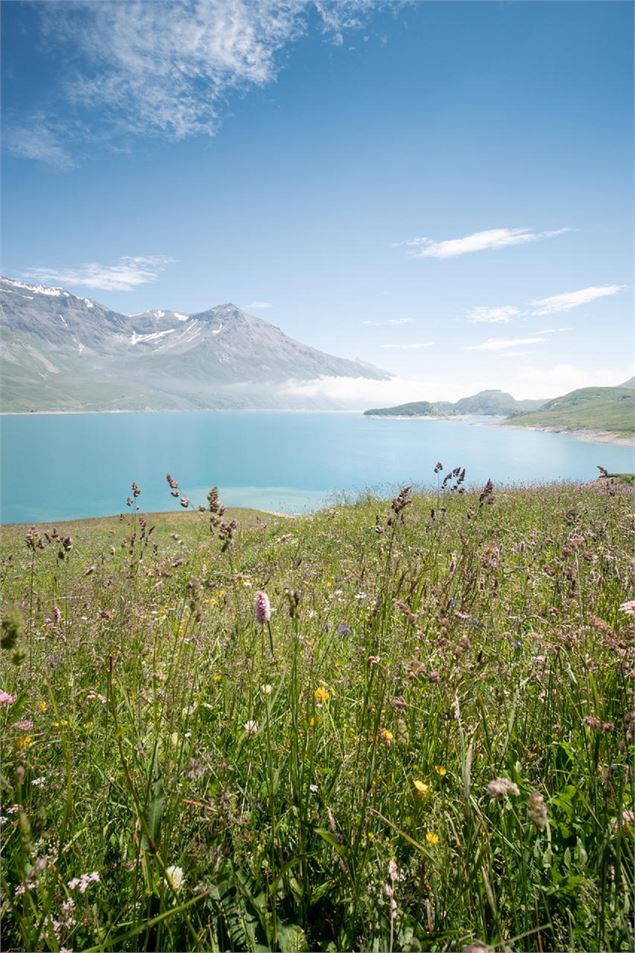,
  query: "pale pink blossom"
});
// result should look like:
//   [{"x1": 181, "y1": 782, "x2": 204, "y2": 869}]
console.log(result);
[{"x1": 254, "y1": 591, "x2": 271, "y2": 624}]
